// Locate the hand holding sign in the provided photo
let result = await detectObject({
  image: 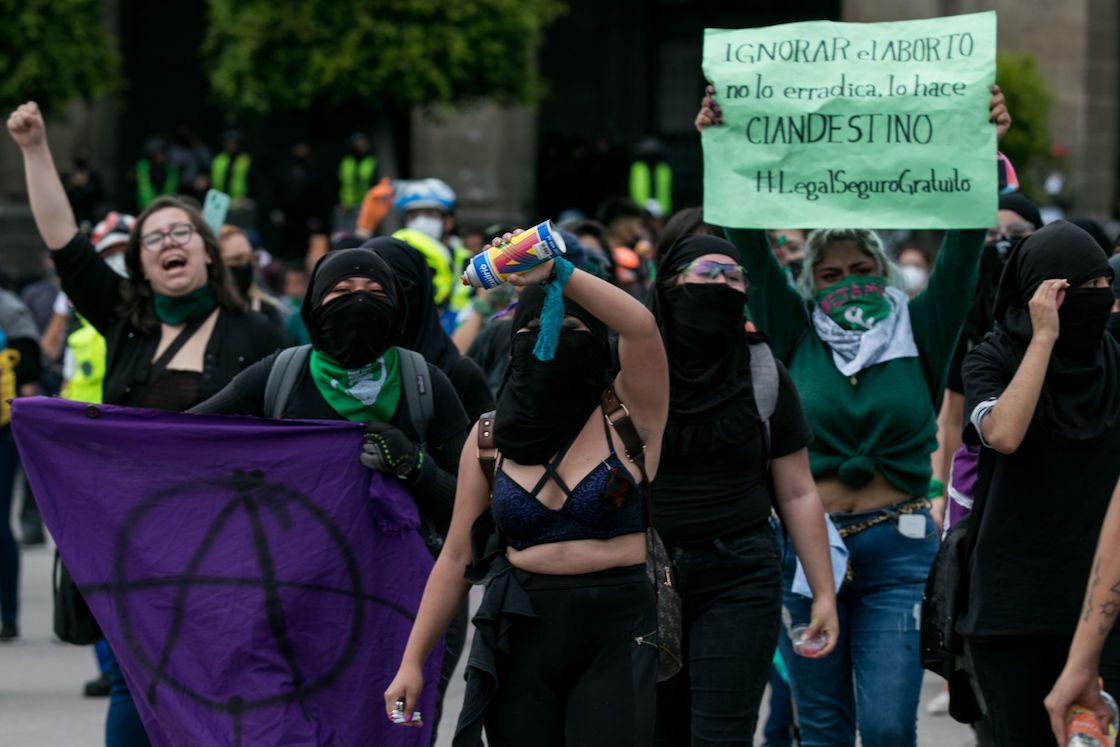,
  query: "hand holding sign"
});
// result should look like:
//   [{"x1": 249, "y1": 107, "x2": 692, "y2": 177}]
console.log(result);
[{"x1": 701, "y1": 12, "x2": 999, "y2": 229}]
